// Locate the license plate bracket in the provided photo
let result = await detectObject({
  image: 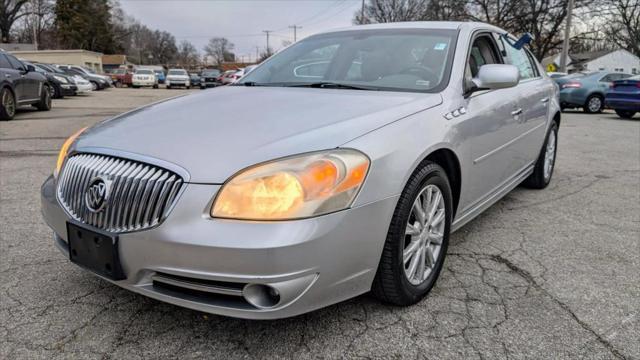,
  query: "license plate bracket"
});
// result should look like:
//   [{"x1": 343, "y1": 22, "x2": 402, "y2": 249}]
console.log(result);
[{"x1": 67, "y1": 222, "x2": 126, "y2": 280}]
